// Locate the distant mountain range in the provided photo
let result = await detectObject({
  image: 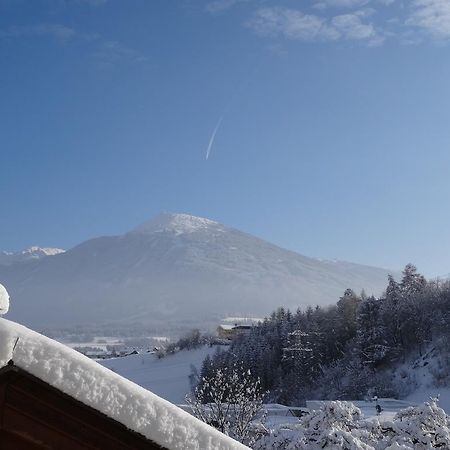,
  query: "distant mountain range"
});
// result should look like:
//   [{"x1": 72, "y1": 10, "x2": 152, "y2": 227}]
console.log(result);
[
  {"x1": 0, "y1": 247, "x2": 65, "y2": 266},
  {"x1": 0, "y1": 213, "x2": 394, "y2": 329}
]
